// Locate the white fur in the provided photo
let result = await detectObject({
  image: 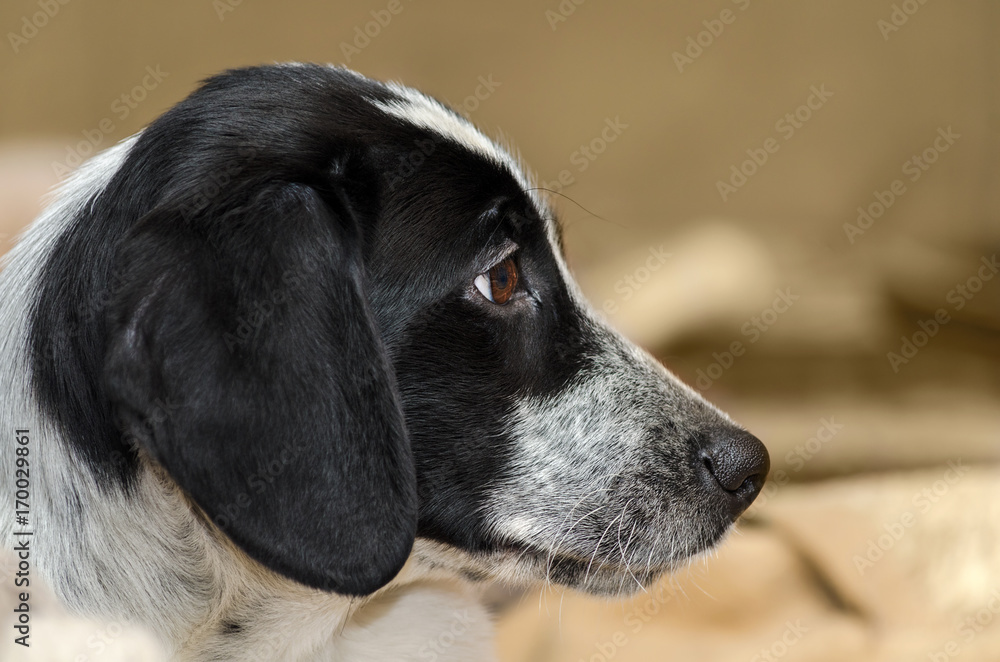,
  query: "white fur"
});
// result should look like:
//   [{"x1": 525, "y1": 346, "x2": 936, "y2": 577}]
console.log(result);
[{"x1": 370, "y1": 82, "x2": 548, "y2": 214}]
